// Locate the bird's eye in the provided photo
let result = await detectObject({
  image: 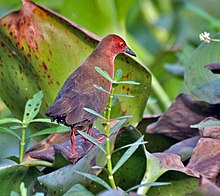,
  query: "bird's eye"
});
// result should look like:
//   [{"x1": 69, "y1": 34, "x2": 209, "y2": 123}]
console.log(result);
[{"x1": 118, "y1": 41, "x2": 125, "y2": 48}]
